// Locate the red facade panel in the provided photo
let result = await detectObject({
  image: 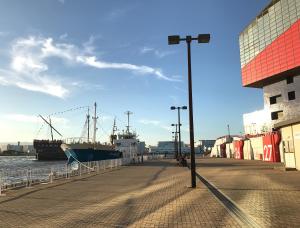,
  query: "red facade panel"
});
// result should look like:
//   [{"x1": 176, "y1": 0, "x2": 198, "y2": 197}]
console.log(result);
[
  {"x1": 233, "y1": 140, "x2": 244, "y2": 160},
  {"x1": 262, "y1": 132, "x2": 281, "y2": 162},
  {"x1": 242, "y1": 19, "x2": 300, "y2": 88},
  {"x1": 220, "y1": 143, "x2": 226, "y2": 158}
]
